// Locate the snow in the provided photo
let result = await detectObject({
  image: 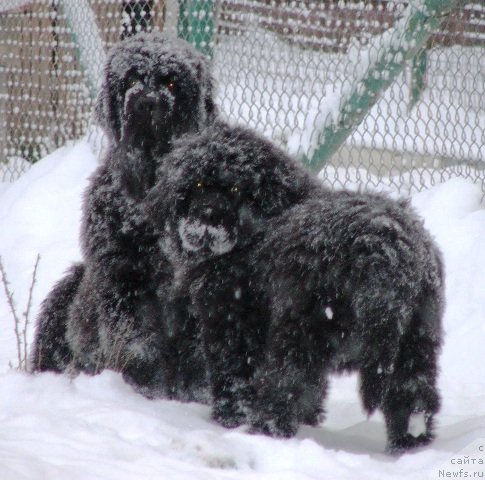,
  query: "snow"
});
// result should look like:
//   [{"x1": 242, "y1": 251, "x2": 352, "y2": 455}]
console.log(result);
[
  {"x1": 407, "y1": 413, "x2": 427, "y2": 438},
  {"x1": 1, "y1": 137, "x2": 485, "y2": 478},
  {"x1": 177, "y1": 219, "x2": 236, "y2": 255}
]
